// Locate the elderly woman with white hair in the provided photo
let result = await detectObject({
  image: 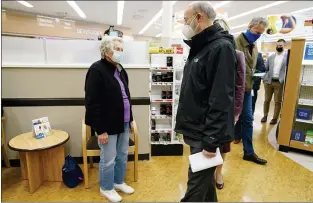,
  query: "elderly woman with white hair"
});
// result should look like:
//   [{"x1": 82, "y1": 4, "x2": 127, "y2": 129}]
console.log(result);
[{"x1": 84, "y1": 36, "x2": 134, "y2": 202}]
